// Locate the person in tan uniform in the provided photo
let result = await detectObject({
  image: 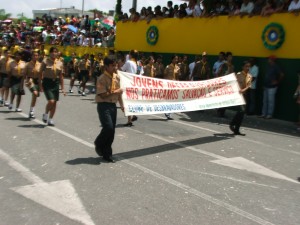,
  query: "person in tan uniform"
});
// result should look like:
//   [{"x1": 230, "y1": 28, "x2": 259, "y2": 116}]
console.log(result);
[
  {"x1": 143, "y1": 56, "x2": 156, "y2": 77},
  {"x1": 40, "y1": 47, "x2": 66, "y2": 126},
  {"x1": 68, "y1": 52, "x2": 78, "y2": 93},
  {"x1": 94, "y1": 57, "x2": 124, "y2": 163},
  {"x1": 77, "y1": 53, "x2": 91, "y2": 96},
  {"x1": 163, "y1": 55, "x2": 180, "y2": 120},
  {"x1": 0, "y1": 49, "x2": 13, "y2": 106},
  {"x1": 229, "y1": 61, "x2": 252, "y2": 136},
  {"x1": 24, "y1": 50, "x2": 42, "y2": 118},
  {"x1": 154, "y1": 55, "x2": 165, "y2": 79},
  {"x1": 7, "y1": 51, "x2": 26, "y2": 112},
  {"x1": 191, "y1": 52, "x2": 211, "y2": 81},
  {"x1": 178, "y1": 55, "x2": 189, "y2": 81}
]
